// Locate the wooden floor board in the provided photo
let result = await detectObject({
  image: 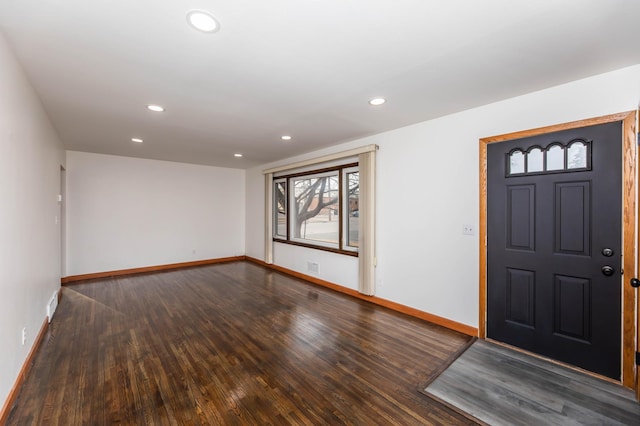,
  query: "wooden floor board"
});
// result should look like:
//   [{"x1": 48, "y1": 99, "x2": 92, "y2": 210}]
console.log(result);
[
  {"x1": 7, "y1": 261, "x2": 476, "y2": 425},
  {"x1": 424, "y1": 340, "x2": 640, "y2": 426}
]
